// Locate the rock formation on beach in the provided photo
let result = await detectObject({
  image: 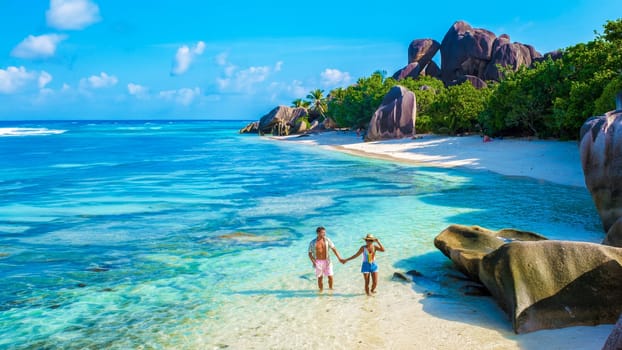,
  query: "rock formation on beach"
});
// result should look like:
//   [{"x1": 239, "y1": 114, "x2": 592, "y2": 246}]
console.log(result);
[
  {"x1": 365, "y1": 85, "x2": 417, "y2": 141},
  {"x1": 434, "y1": 224, "x2": 622, "y2": 334},
  {"x1": 579, "y1": 103, "x2": 622, "y2": 247},
  {"x1": 248, "y1": 20, "x2": 561, "y2": 138},
  {"x1": 603, "y1": 315, "x2": 622, "y2": 350},
  {"x1": 433, "y1": 225, "x2": 546, "y2": 281},
  {"x1": 392, "y1": 39, "x2": 441, "y2": 81},
  {"x1": 240, "y1": 105, "x2": 321, "y2": 136},
  {"x1": 393, "y1": 20, "x2": 552, "y2": 88}
]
